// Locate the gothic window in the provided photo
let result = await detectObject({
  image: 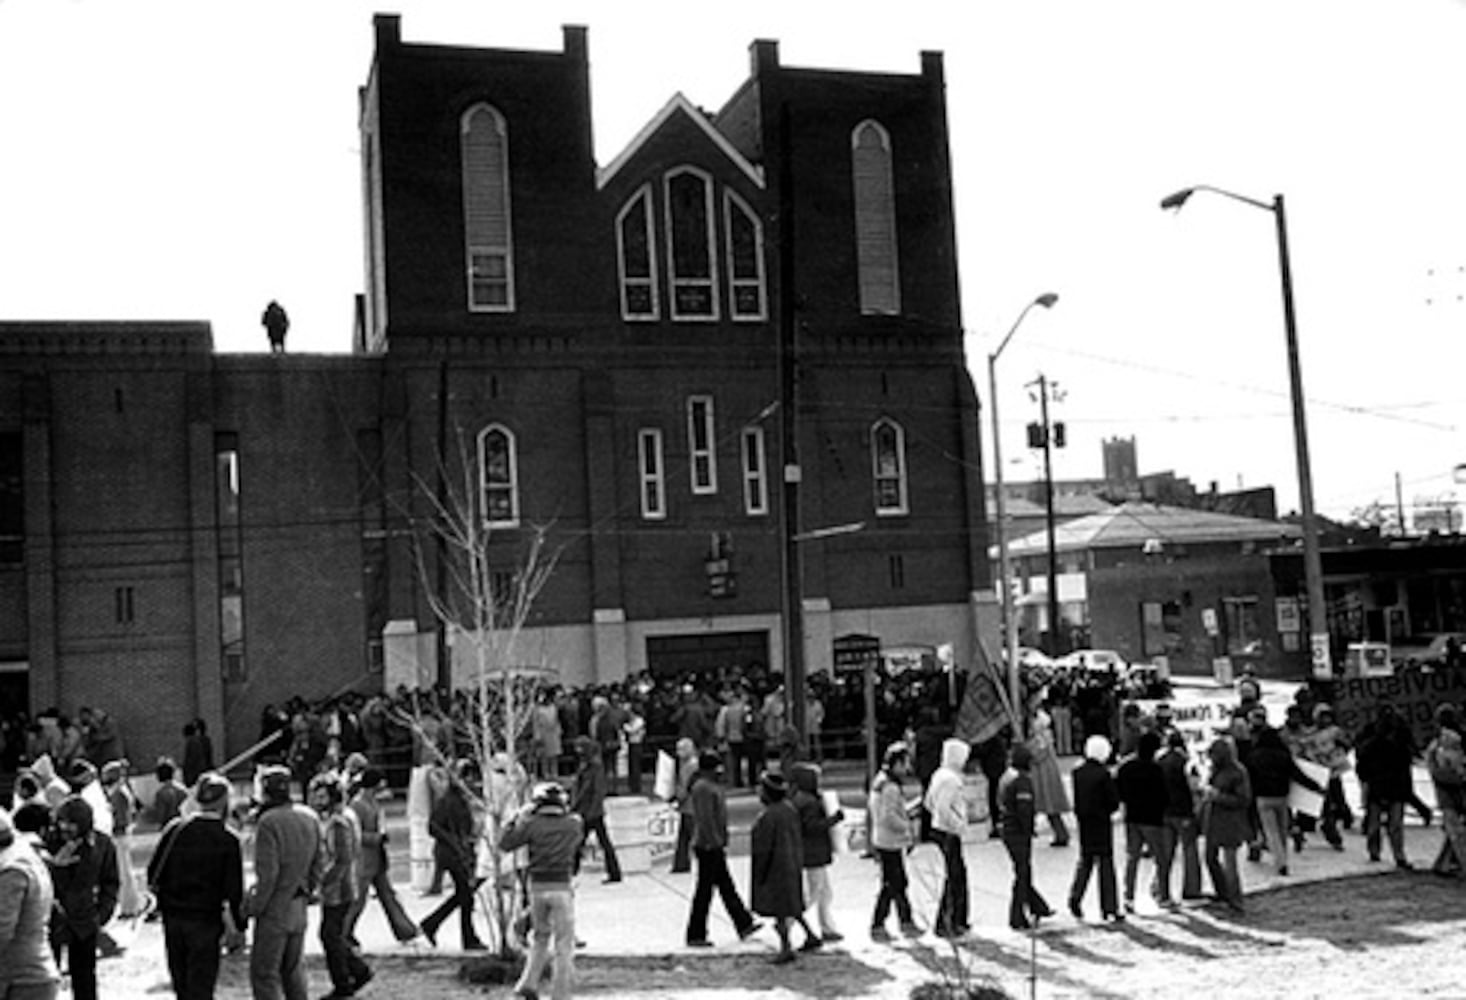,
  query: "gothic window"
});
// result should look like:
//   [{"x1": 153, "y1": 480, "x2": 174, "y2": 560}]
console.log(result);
[
  {"x1": 724, "y1": 191, "x2": 766, "y2": 320},
  {"x1": 871, "y1": 418, "x2": 908, "y2": 516},
  {"x1": 665, "y1": 168, "x2": 718, "y2": 320},
  {"x1": 462, "y1": 104, "x2": 515, "y2": 312},
  {"x1": 617, "y1": 185, "x2": 658, "y2": 320},
  {"x1": 478, "y1": 424, "x2": 519, "y2": 528},
  {"x1": 852, "y1": 120, "x2": 900, "y2": 315}
]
